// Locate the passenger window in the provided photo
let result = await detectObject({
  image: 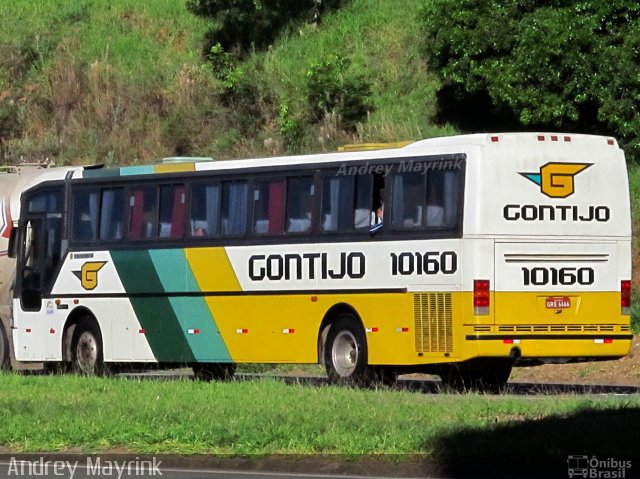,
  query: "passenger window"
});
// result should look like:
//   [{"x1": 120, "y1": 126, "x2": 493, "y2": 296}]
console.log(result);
[
  {"x1": 253, "y1": 179, "x2": 285, "y2": 235},
  {"x1": 129, "y1": 186, "x2": 157, "y2": 239},
  {"x1": 72, "y1": 190, "x2": 98, "y2": 241},
  {"x1": 392, "y1": 173, "x2": 425, "y2": 229},
  {"x1": 391, "y1": 166, "x2": 461, "y2": 230},
  {"x1": 190, "y1": 183, "x2": 220, "y2": 237},
  {"x1": 321, "y1": 171, "x2": 385, "y2": 233},
  {"x1": 286, "y1": 176, "x2": 313, "y2": 234}
]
